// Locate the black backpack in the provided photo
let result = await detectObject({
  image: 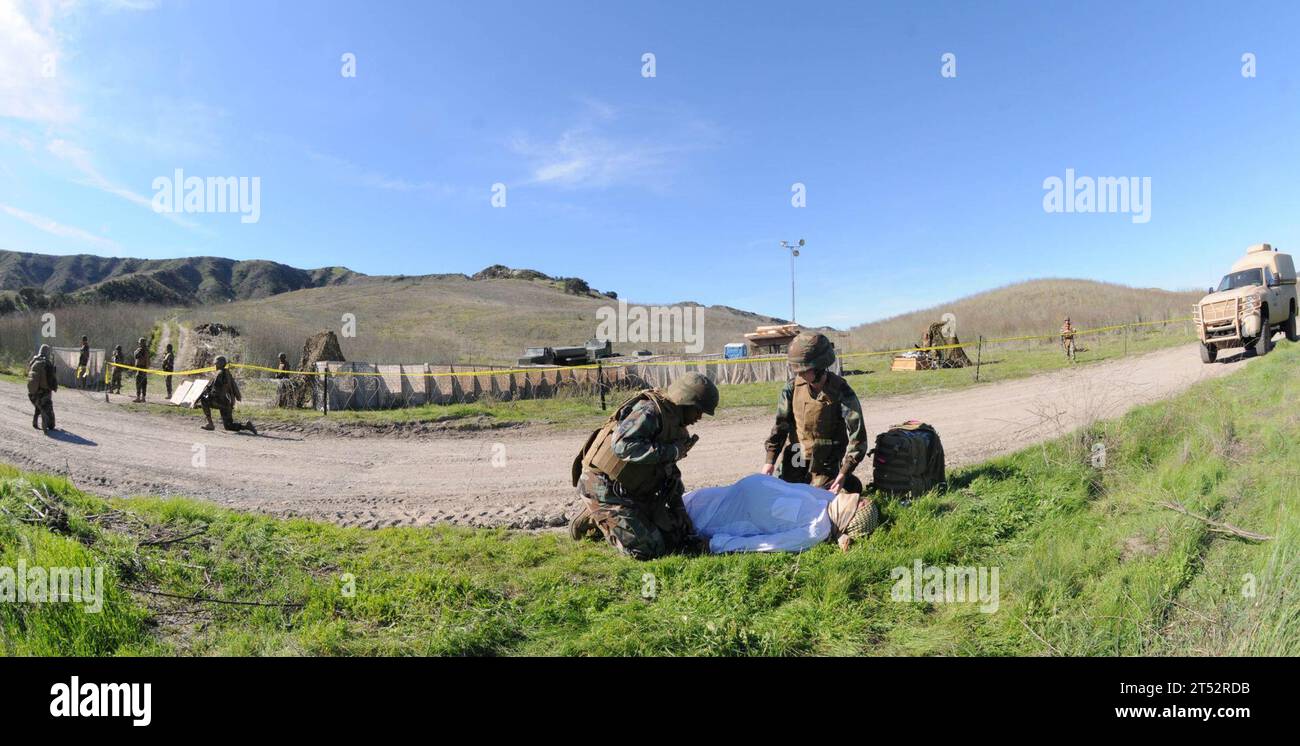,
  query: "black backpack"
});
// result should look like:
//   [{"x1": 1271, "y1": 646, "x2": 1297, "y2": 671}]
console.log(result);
[{"x1": 871, "y1": 421, "x2": 945, "y2": 497}]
